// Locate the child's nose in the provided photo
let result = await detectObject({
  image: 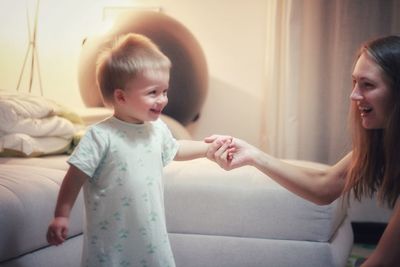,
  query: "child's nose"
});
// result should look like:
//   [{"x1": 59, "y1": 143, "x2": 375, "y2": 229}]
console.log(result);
[{"x1": 157, "y1": 95, "x2": 168, "y2": 105}]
